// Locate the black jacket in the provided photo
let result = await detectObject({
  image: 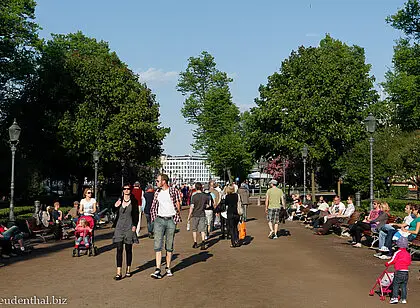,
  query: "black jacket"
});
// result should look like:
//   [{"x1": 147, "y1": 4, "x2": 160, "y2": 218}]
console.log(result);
[{"x1": 112, "y1": 194, "x2": 139, "y2": 228}]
